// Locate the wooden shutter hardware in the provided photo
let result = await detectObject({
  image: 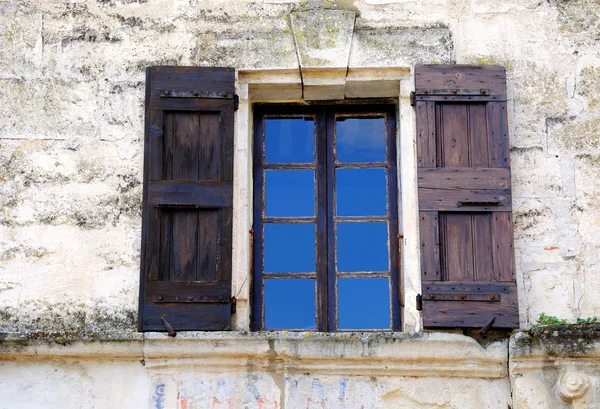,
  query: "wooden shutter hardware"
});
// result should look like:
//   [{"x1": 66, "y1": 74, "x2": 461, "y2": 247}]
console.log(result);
[
  {"x1": 424, "y1": 293, "x2": 501, "y2": 302},
  {"x1": 161, "y1": 317, "x2": 177, "y2": 337},
  {"x1": 416, "y1": 294, "x2": 423, "y2": 311},
  {"x1": 457, "y1": 201, "x2": 501, "y2": 207},
  {"x1": 153, "y1": 295, "x2": 228, "y2": 303},
  {"x1": 159, "y1": 89, "x2": 234, "y2": 98},
  {"x1": 415, "y1": 88, "x2": 491, "y2": 96}
]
